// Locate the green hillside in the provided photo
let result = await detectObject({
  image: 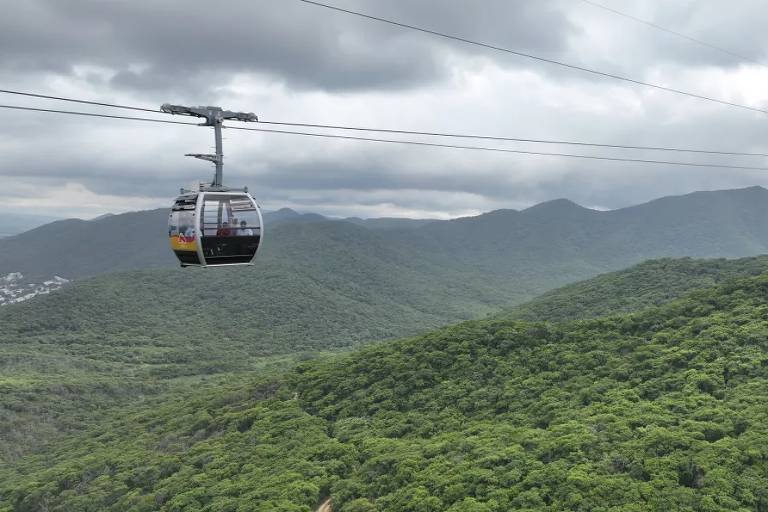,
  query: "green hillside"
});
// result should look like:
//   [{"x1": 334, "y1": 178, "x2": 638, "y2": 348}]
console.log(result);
[
  {"x1": 0, "y1": 221, "x2": 514, "y2": 353},
  {"x1": 407, "y1": 187, "x2": 768, "y2": 298},
  {"x1": 0, "y1": 209, "x2": 326, "y2": 282},
  {"x1": 4, "y1": 273, "x2": 768, "y2": 511},
  {"x1": 4, "y1": 254, "x2": 768, "y2": 466},
  {"x1": 0, "y1": 220, "x2": 509, "y2": 464},
  {"x1": 503, "y1": 256, "x2": 768, "y2": 322}
]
